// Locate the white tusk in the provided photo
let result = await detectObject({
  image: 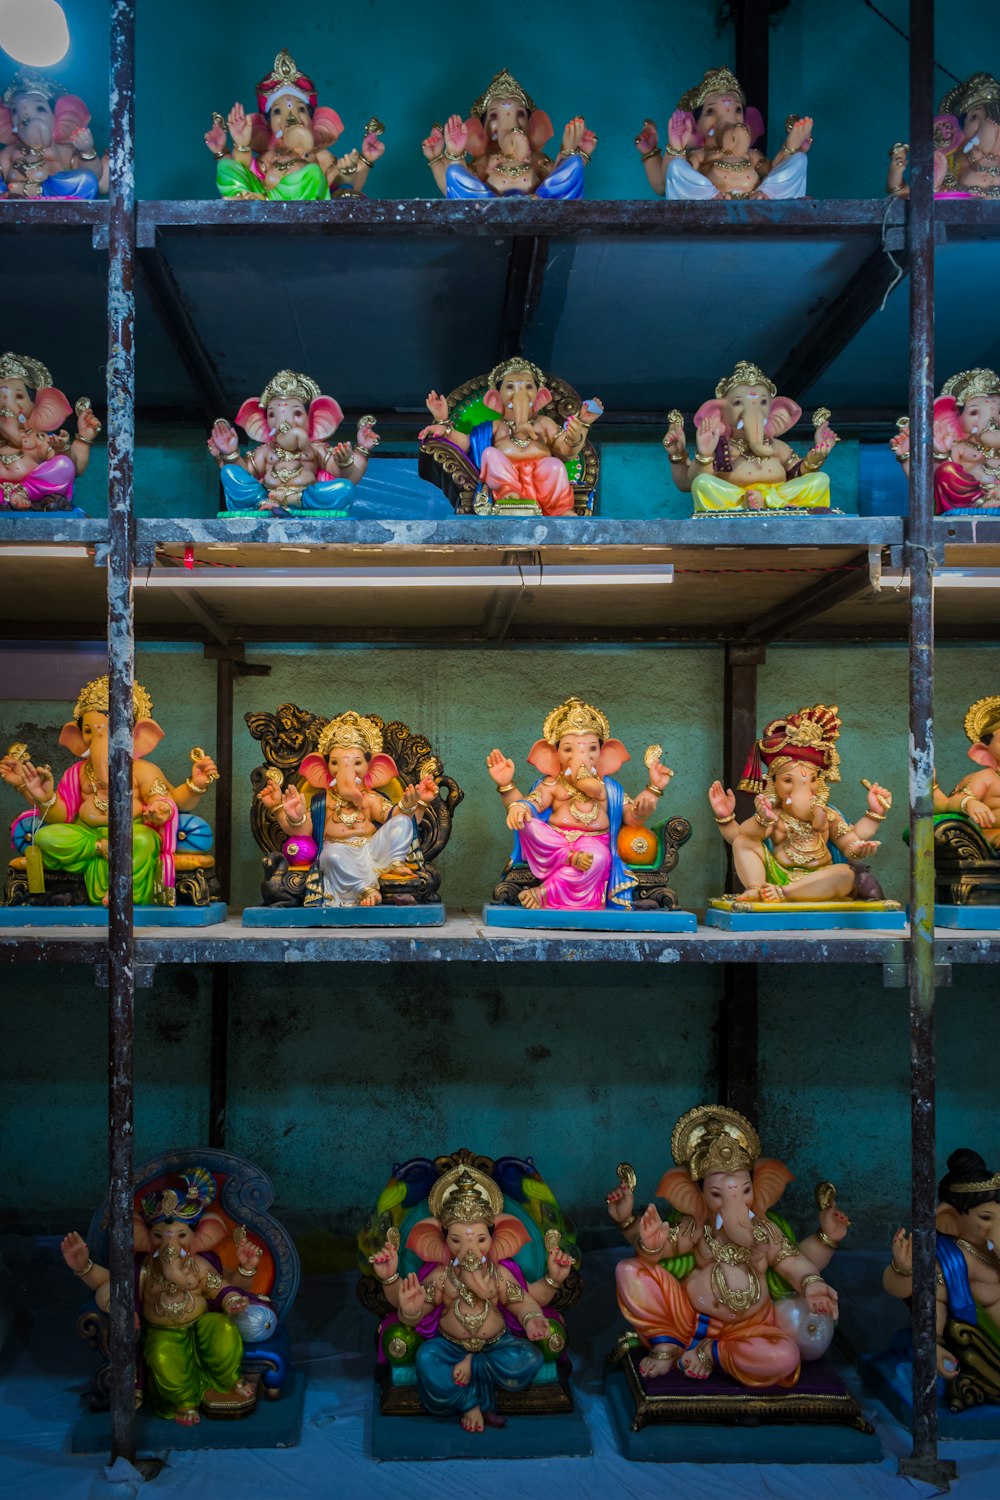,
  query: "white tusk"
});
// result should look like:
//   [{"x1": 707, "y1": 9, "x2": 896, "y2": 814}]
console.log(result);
[
  {"x1": 963, "y1": 135, "x2": 979, "y2": 154},
  {"x1": 715, "y1": 1214, "x2": 724, "y2": 1230},
  {"x1": 736, "y1": 418, "x2": 744, "y2": 430},
  {"x1": 748, "y1": 1209, "x2": 755, "y2": 1220}
]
